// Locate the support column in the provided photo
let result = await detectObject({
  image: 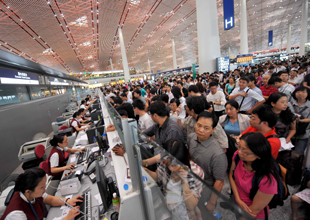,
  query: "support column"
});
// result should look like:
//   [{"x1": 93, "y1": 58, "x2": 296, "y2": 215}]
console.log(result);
[
  {"x1": 196, "y1": 0, "x2": 220, "y2": 72},
  {"x1": 280, "y1": 38, "x2": 283, "y2": 51},
  {"x1": 300, "y1": 0, "x2": 308, "y2": 56},
  {"x1": 182, "y1": 56, "x2": 185, "y2": 67},
  {"x1": 287, "y1": 24, "x2": 291, "y2": 54},
  {"x1": 171, "y1": 39, "x2": 177, "y2": 69},
  {"x1": 110, "y1": 58, "x2": 114, "y2": 71},
  {"x1": 240, "y1": 0, "x2": 248, "y2": 54},
  {"x1": 228, "y1": 47, "x2": 231, "y2": 56},
  {"x1": 148, "y1": 58, "x2": 151, "y2": 73},
  {"x1": 118, "y1": 27, "x2": 130, "y2": 82}
]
